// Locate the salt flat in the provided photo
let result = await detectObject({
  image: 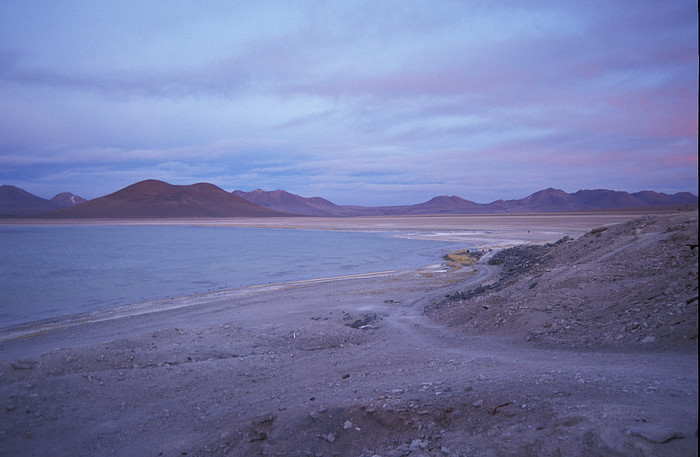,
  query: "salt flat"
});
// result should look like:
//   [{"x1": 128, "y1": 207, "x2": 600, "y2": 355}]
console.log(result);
[{"x1": 0, "y1": 211, "x2": 654, "y2": 245}]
